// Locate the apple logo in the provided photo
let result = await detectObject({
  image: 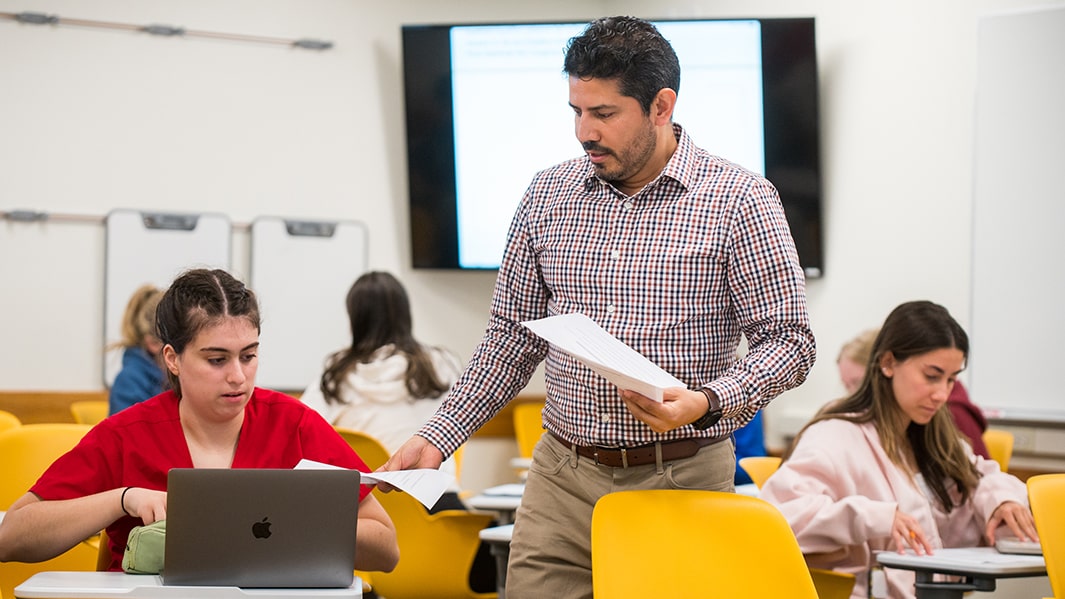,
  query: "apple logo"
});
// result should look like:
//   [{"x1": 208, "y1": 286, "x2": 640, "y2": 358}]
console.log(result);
[{"x1": 251, "y1": 517, "x2": 272, "y2": 539}]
